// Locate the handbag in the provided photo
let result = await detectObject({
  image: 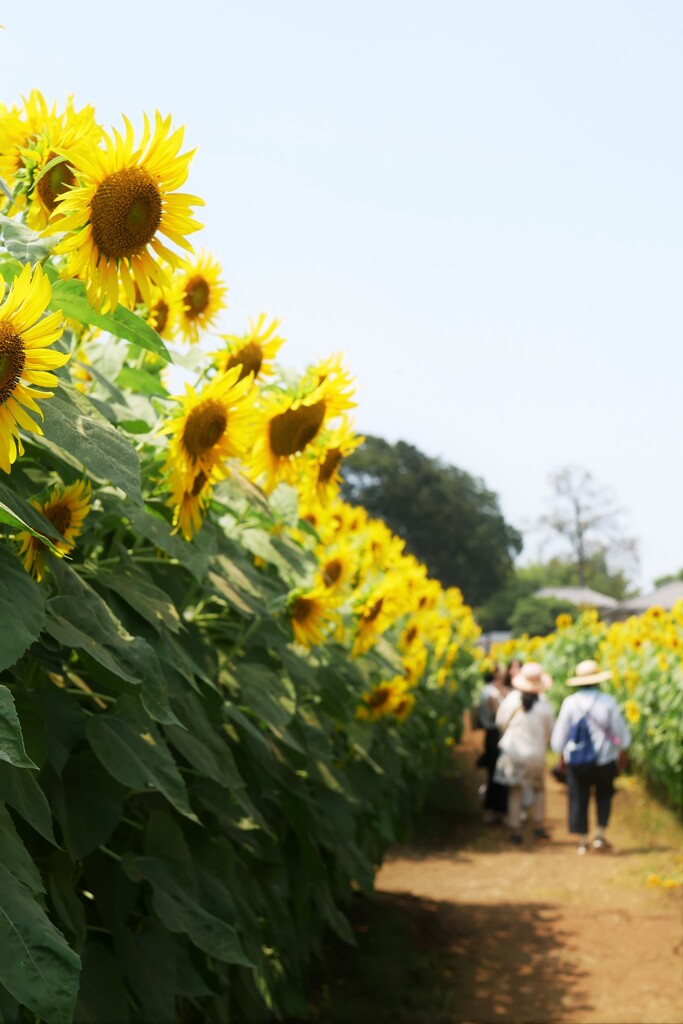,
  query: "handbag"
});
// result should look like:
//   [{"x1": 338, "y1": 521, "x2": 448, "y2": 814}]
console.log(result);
[{"x1": 551, "y1": 757, "x2": 567, "y2": 784}]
